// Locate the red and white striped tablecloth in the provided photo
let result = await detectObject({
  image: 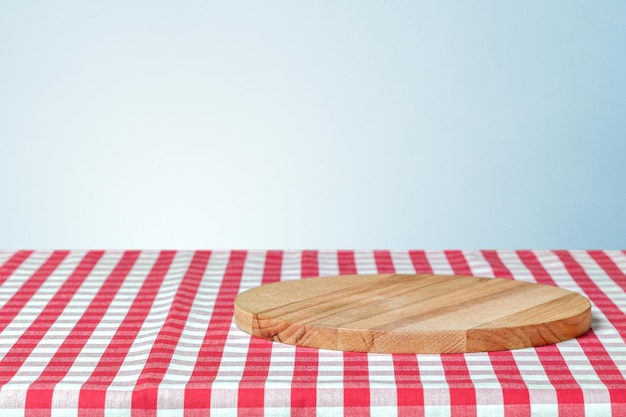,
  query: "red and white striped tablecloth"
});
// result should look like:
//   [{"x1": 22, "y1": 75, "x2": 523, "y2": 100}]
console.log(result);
[{"x1": 0, "y1": 250, "x2": 624, "y2": 416}]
